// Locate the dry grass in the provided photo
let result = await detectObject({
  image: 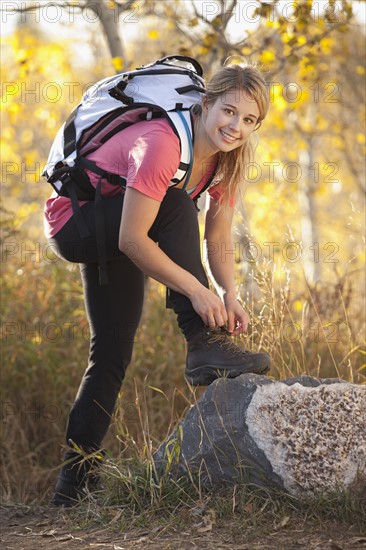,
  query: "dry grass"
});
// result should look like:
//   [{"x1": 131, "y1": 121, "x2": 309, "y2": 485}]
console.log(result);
[{"x1": 1, "y1": 232, "x2": 365, "y2": 532}]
